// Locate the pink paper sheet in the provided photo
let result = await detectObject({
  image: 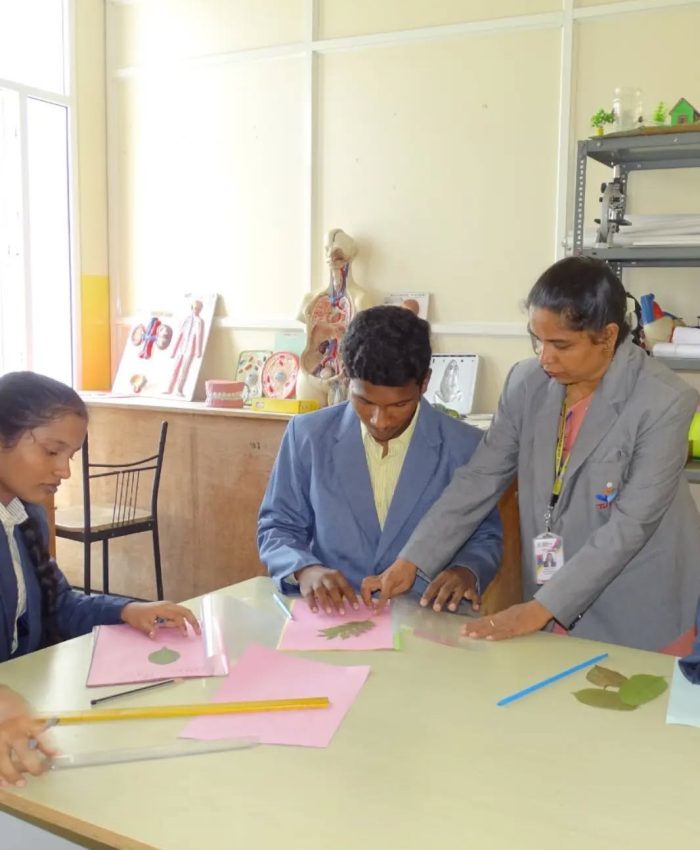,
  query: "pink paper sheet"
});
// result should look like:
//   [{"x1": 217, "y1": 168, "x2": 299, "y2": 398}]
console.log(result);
[
  {"x1": 278, "y1": 601, "x2": 394, "y2": 651},
  {"x1": 87, "y1": 623, "x2": 227, "y2": 687},
  {"x1": 180, "y1": 644, "x2": 370, "y2": 748}
]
